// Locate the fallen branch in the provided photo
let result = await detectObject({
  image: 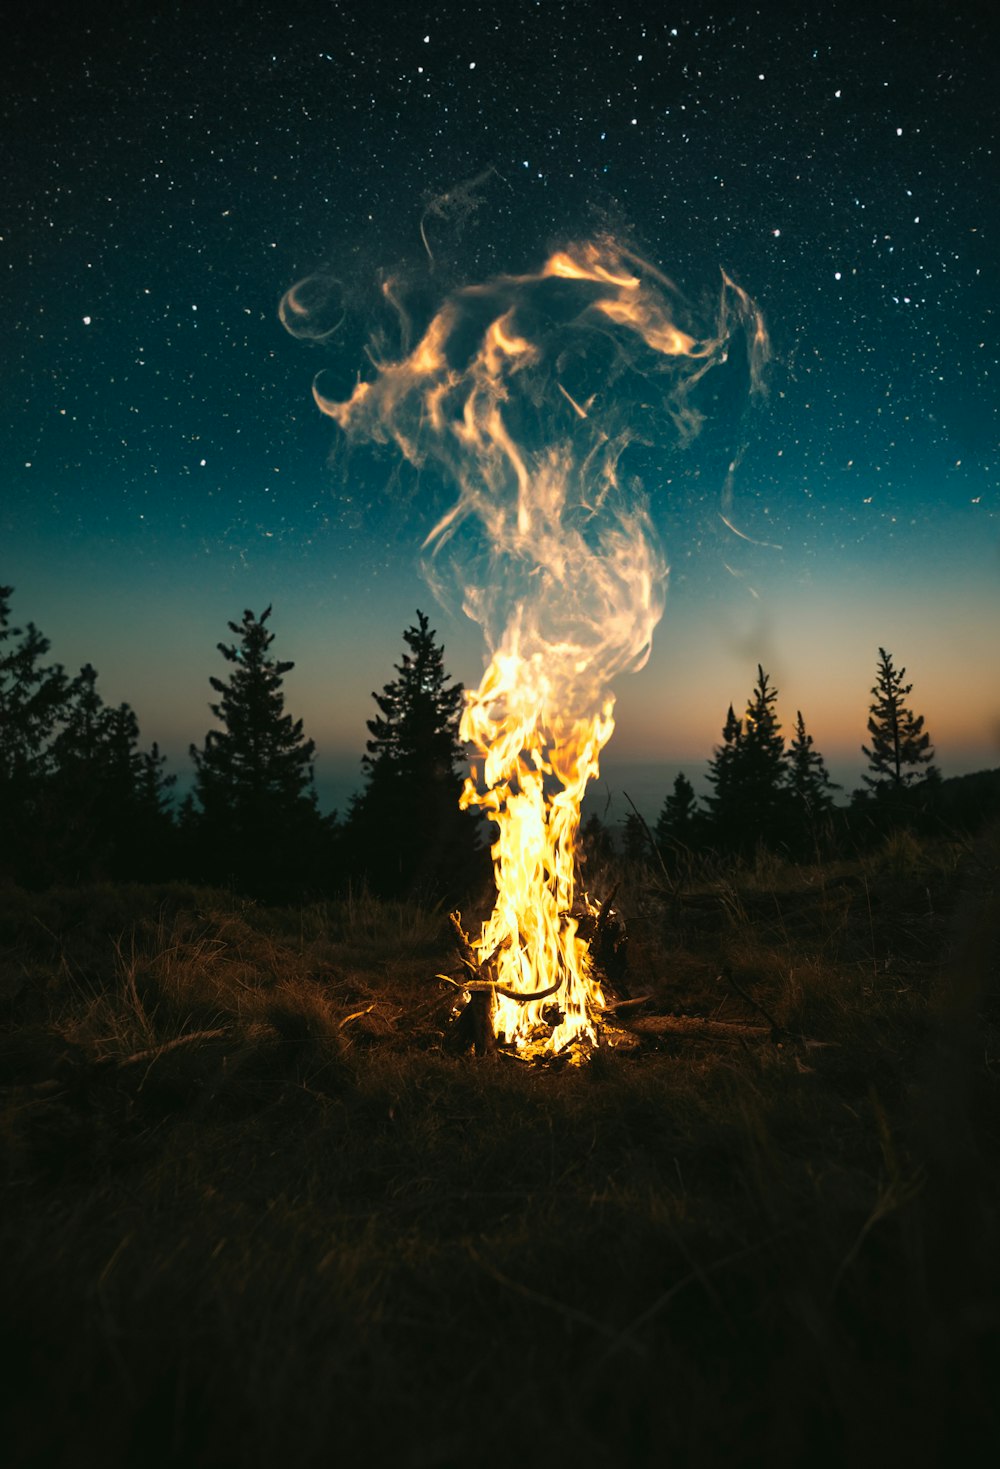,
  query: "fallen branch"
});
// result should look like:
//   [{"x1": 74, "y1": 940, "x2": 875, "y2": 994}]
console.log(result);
[
  {"x1": 721, "y1": 966, "x2": 784, "y2": 1036},
  {"x1": 117, "y1": 1028, "x2": 229, "y2": 1068},
  {"x1": 601, "y1": 993, "x2": 652, "y2": 1012},
  {"x1": 620, "y1": 1012, "x2": 838, "y2": 1050},
  {"x1": 624, "y1": 1015, "x2": 772, "y2": 1040},
  {"x1": 338, "y1": 1004, "x2": 377, "y2": 1030}
]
